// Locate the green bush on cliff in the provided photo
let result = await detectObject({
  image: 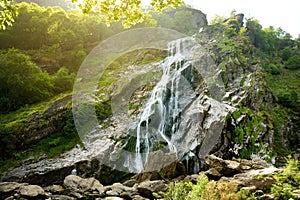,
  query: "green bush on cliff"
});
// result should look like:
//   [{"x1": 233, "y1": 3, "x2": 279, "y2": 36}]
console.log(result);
[
  {"x1": 159, "y1": 173, "x2": 247, "y2": 200},
  {"x1": 226, "y1": 107, "x2": 266, "y2": 159},
  {"x1": 285, "y1": 56, "x2": 300, "y2": 70},
  {"x1": 271, "y1": 158, "x2": 300, "y2": 199},
  {"x1": 0, "y1": 126, "x2": 15, "y2": 160}
]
